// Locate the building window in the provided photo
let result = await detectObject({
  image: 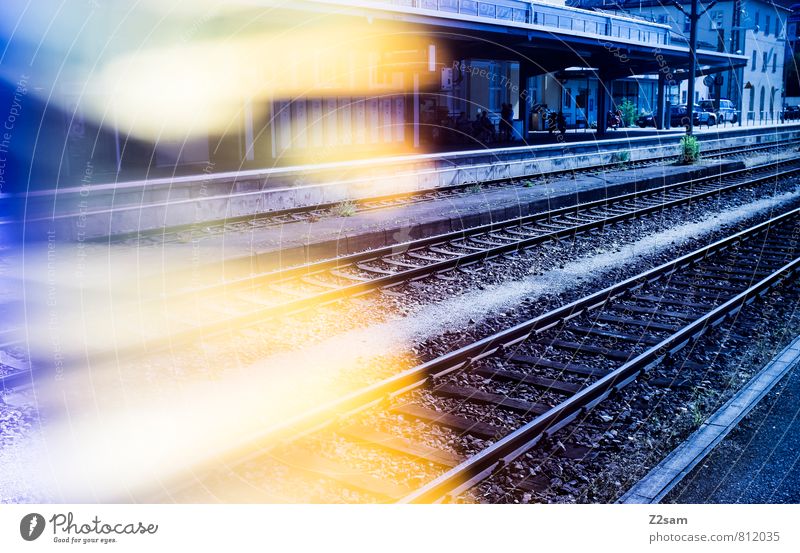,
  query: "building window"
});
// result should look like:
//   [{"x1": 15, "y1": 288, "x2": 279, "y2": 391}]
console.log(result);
[
  {"x1": 755, "y1": 12, "x2": 760, "y2": 31},
  {"x1": 684, "y1": 16, "x2": 690, "y2": 33},
  {"x1": 682, "y1": 90, "x2": 687, "y2": 104},
  {"x1": 710, "y1": 10, "x2": 723, "y2": 30},
  {"x1": 763, "y1": 52, "x2": 768, "y2": 72},
  {"x1": 774, "y1": 55, "x2": 777, "y2": 73},
  {"x1": 752, "y1": 50, "x2": 757, "y2": 70},
  {"x1": 771, "y1": 86, "x2": 776, "y2": 115},
  {"x1": 777, "y1": 18, "x2": 781, "y2": 37},
  {"x1": 766, "y1": 15, "x2": 771, "y2": 36}
]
